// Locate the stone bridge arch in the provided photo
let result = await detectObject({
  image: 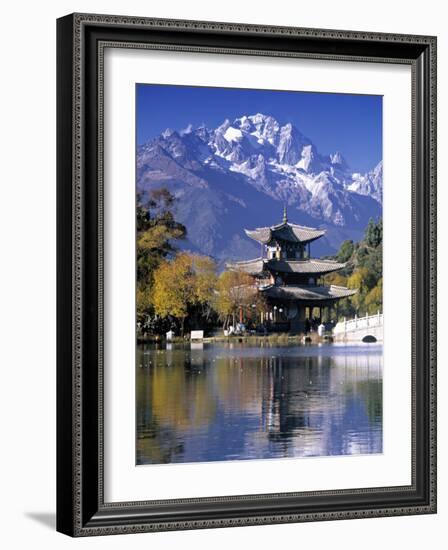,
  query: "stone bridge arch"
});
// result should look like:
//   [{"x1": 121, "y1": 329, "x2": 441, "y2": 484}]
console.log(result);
[{"x1": 333, "y1": 313, "x2": 383, "y2": 343}]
